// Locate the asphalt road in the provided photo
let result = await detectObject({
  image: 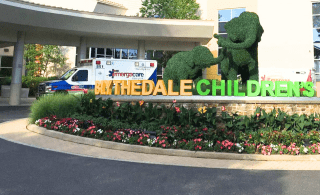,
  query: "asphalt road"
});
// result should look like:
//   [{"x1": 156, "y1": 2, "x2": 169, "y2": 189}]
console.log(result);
[{"x1": 0, "y1": 106, "x2": 320, "y2": 195}]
